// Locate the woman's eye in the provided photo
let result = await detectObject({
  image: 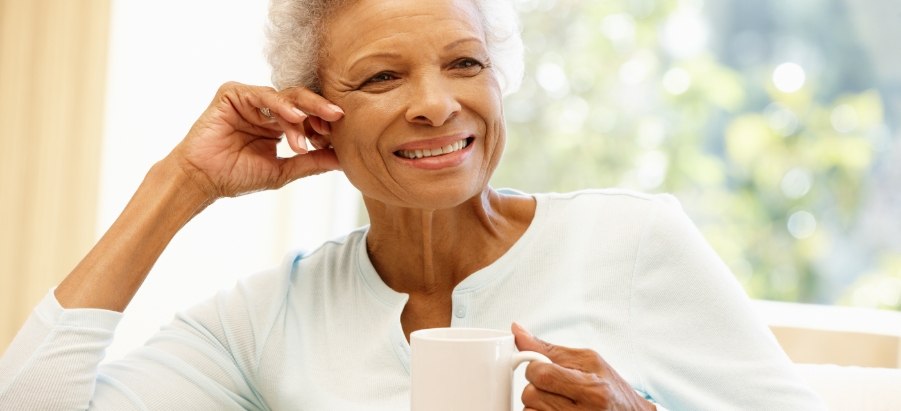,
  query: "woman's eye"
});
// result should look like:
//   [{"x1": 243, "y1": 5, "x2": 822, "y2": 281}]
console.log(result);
[
  {"x1": 453, "y1": 58, "x2": 485, "y2": 70},
  {"x1": 362, "y1": 72, "x2": 396, "y2": 86}
]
